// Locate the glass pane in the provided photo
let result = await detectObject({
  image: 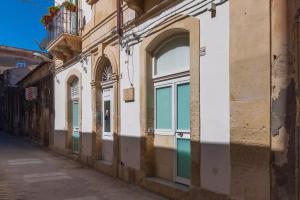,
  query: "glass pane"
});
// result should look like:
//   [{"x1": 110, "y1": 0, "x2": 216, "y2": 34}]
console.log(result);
[
  {"x1": 155, "y1": 36, "x2": 189, "y2": 76},
  {"x1": 72, "y1": 102, "x2": 79, "y2": 127},
  {"x1": 73, "y1": 130, "x2": 80, "y2": 153},
  {"x1": 177, "y1": 138, "x2": 191, "y2": 179},
  {"x1": 177, "y1": 83, "x2": 190, "y2": 130},
  {"x1": 156, "y1": 86, "x2": 172, "y2": 129},
  {"x1": 71, "y1": 79, "x2": 79, "y2": 98},
  {"x1": 104, "y1": 100, "x2": 111, "y2": 132}
]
